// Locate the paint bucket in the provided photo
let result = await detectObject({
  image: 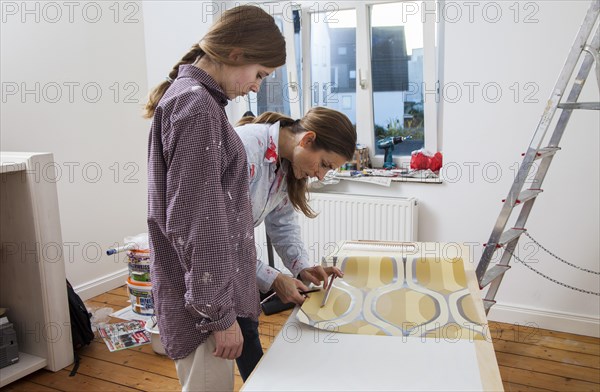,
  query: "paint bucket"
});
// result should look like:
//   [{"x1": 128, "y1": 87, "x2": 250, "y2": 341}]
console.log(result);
[
  {"x1": 126, "y1": 277, "x2": 154, "y2": 316},
  {"x1": 145, "y1": 318, "x2": 166, "y2": 356},
  {"x1": 127, "y1": 249, "x2": 151, "y2": 282}
]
